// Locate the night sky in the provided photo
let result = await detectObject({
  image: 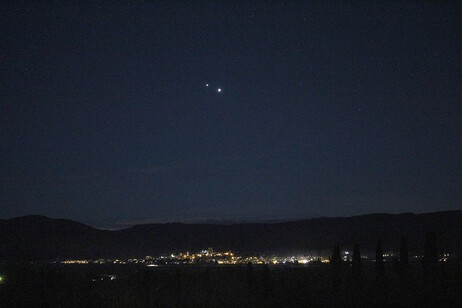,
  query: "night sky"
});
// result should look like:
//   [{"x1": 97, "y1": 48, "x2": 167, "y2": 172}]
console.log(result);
[{"x1": 1, "y1": 2, "x2": 461, "y2": 229}]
